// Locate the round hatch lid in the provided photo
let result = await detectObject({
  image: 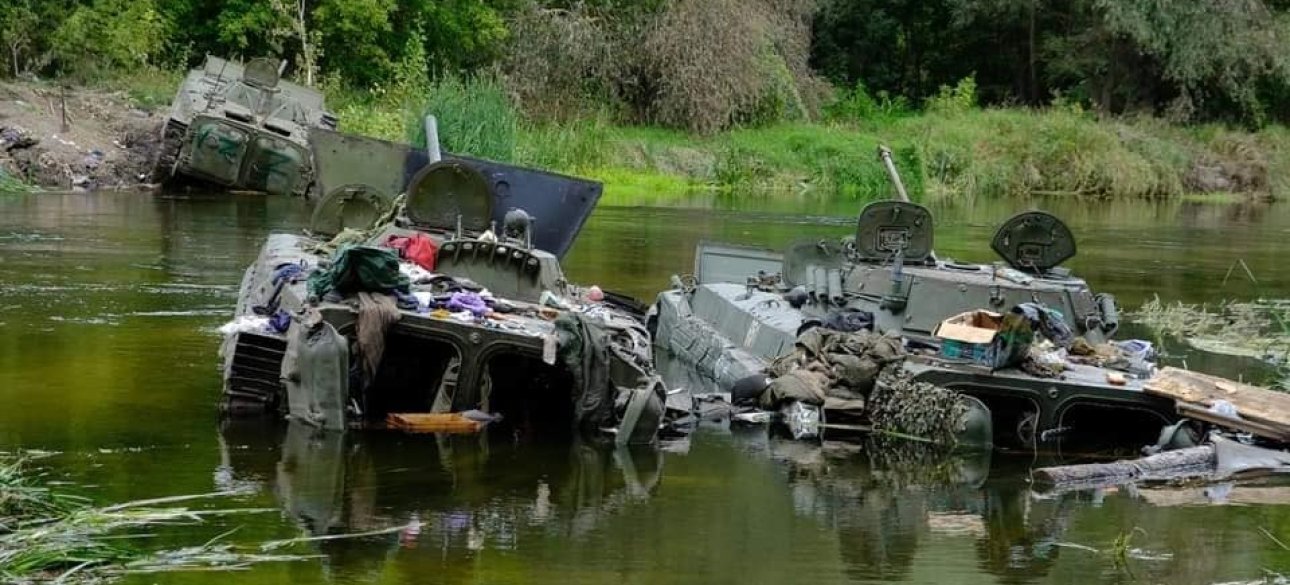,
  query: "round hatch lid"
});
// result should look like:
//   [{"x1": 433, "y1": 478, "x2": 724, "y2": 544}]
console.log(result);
[
  {"x1": 404, "y1": 161, "x2": 494, "y2": 233},
  {"x1": 242, "y1": 57, "x2": 282, "y2": 88},
  {"x1": 991, "y1": 210, "x2": 1076, "y2": 272},
  {"x1": 854, "y1": 201, "x2": 934, "y2": 263},
  {"x1": 309, "y1": 183, "x2": 391, "y2": 236}
]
